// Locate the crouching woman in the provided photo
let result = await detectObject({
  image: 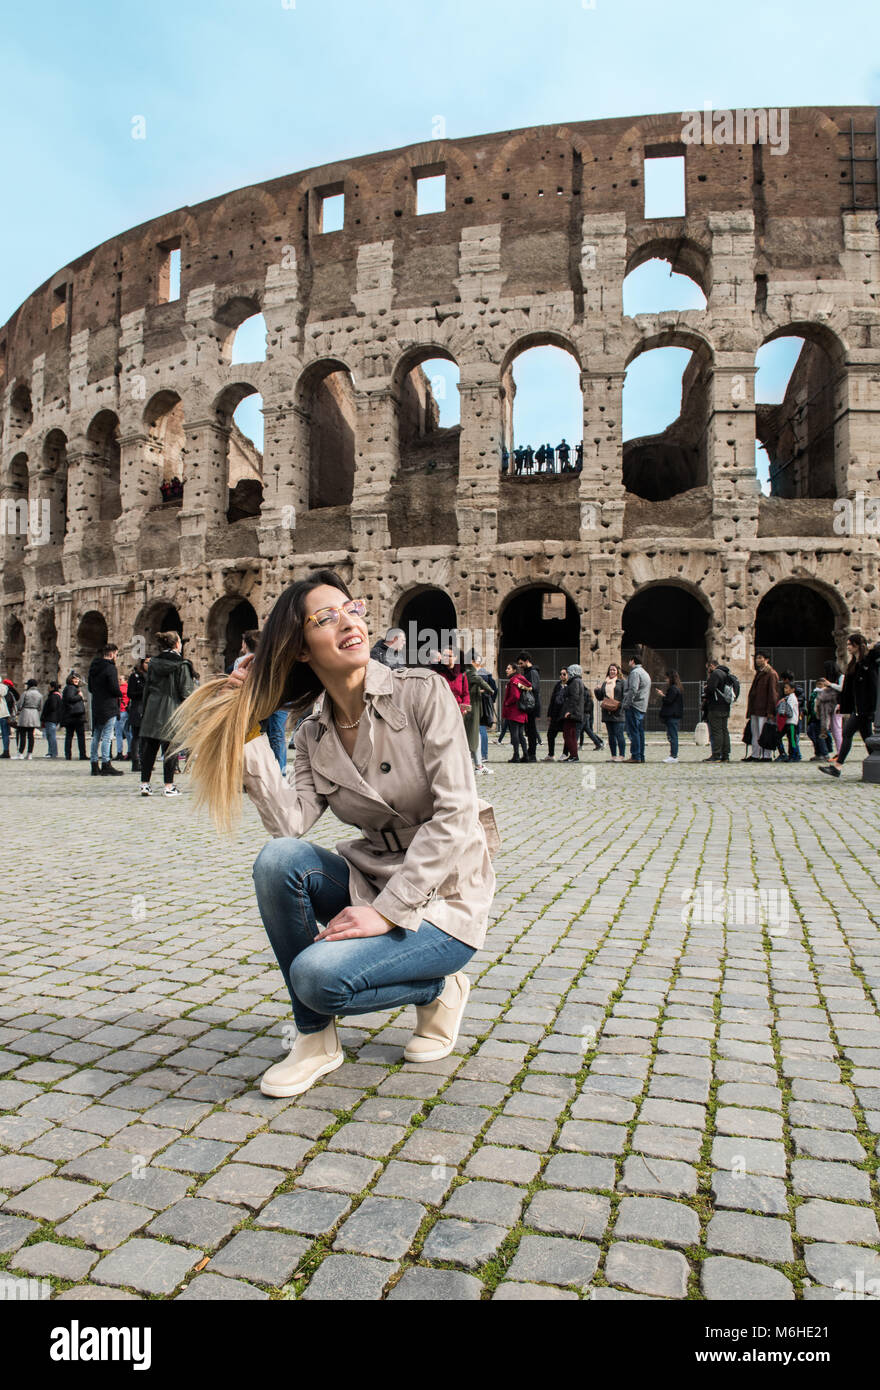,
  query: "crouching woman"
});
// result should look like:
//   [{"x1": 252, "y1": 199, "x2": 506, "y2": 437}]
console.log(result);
[{"x1": 169, "y1": 568, "x2": 499, "y2": 1098}]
